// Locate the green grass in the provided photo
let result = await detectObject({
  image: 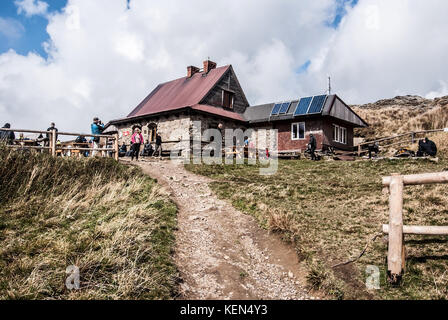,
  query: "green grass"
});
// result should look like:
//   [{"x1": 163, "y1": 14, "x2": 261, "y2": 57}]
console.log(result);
[
  {"x1": 186, "y1": 158, "x2": 448, "y2": 300},
  {"x1": 0, "y1": 147, "x2": 178, "y2": 299}
]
